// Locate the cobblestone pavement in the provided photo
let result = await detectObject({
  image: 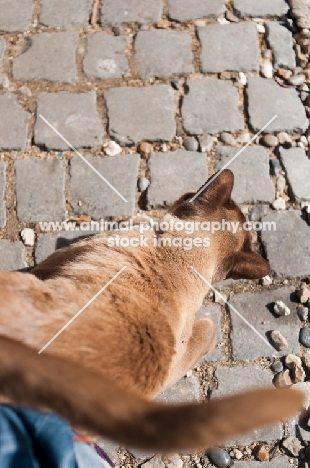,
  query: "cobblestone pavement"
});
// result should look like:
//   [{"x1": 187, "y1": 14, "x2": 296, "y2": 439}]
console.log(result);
[{"x1": 0, "y1": 0, "x2": 310, "y2": 467}]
